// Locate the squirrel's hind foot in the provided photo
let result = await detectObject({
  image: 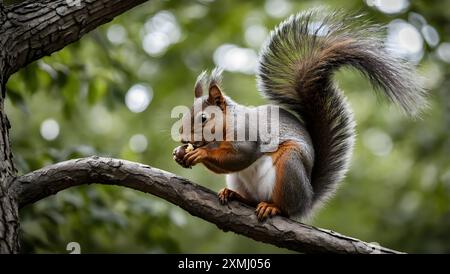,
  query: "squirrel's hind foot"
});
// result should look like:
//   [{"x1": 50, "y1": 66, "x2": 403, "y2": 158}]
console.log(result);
[
  {"x1": 255, "y1": 202, "x2": 281, "y2": 221},
  {"x1": 218, "y1": 188, "x2": 236, "y2": 205}
]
